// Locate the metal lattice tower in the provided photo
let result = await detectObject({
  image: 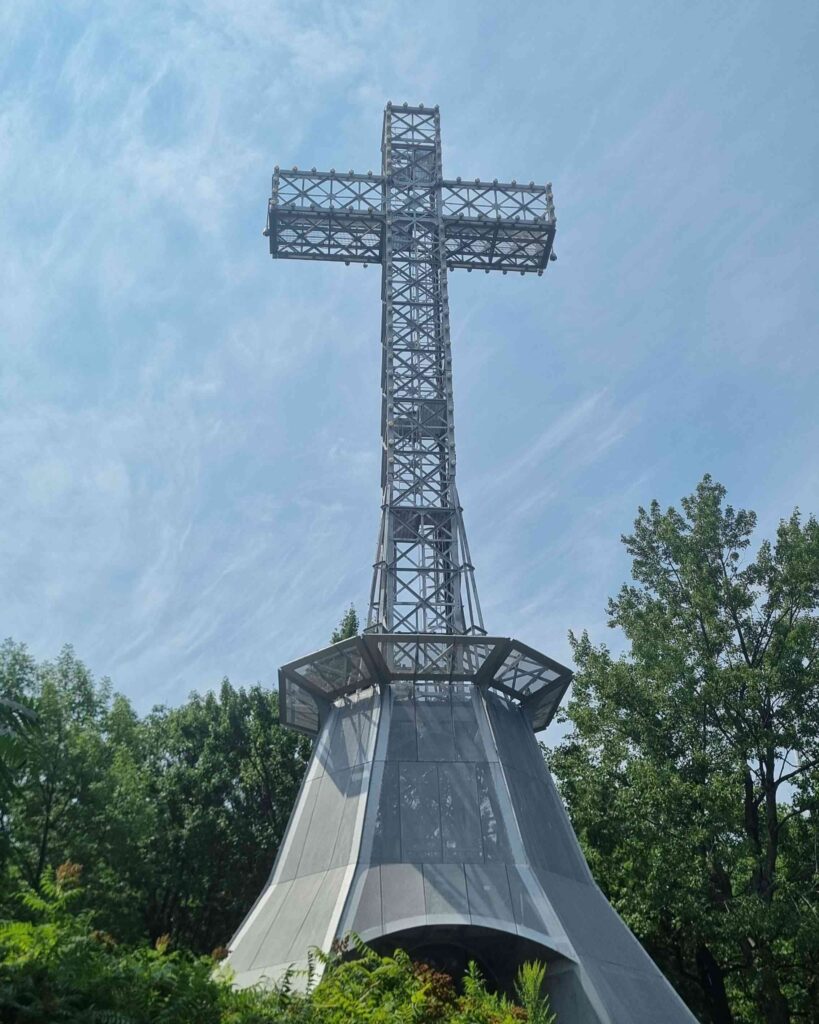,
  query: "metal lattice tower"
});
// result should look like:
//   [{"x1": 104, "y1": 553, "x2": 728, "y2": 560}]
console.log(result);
[
  {"x1": 228, "y1": 104, "x2": 697, "y2": 1024},
  {"x1": 371, "y1": 105, "x2": 479, "y2": 634},
  {"x1": 266, "y1": 103, "x2": 555, "y2": 636}
]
